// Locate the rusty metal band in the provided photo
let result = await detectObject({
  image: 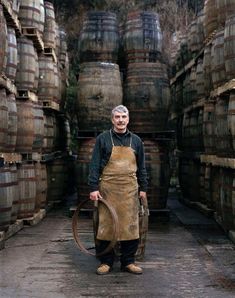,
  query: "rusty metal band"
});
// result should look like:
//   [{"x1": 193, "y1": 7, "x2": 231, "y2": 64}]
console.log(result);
[{"x1": 72, "y1": 198, "x2": 119, "y2": 257}]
